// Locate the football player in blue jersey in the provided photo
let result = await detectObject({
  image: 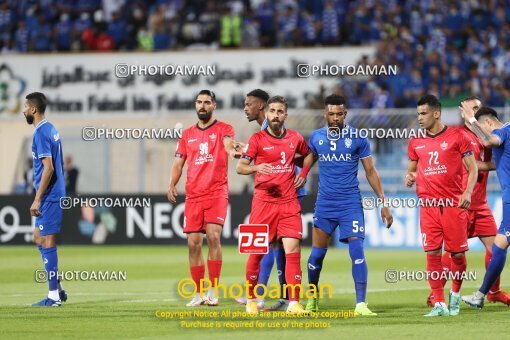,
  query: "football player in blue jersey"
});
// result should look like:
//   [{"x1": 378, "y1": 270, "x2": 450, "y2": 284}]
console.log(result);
[
  {"x1": 24, "y1": 92, "x2": 67, "y2": 307},
  {"x1": 303, "y1": 94, "x2": 393, "y2": 315},
  {"x1": 460, "y1": 105, "x2": 510, "y2": 308}
]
